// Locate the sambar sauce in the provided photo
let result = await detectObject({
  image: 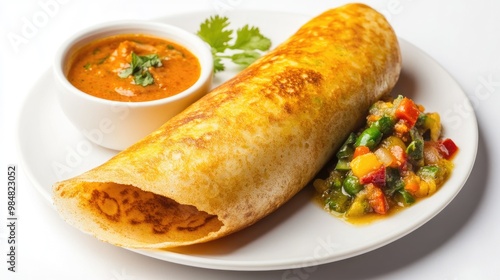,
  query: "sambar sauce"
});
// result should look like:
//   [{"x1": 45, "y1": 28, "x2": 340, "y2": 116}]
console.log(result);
[{"x1": 67, "y1": 34, "x2": 201, "y2": 102}]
